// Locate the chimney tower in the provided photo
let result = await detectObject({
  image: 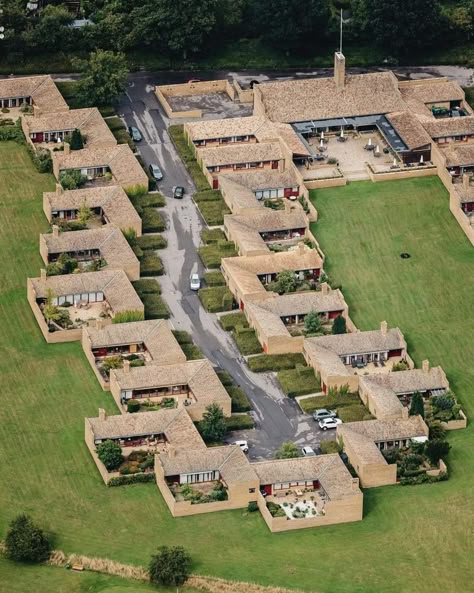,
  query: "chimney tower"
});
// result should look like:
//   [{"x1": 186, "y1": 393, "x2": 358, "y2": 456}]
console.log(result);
[{"x1": 334, "y1": 52, "x2": 346, "y2": 91}]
